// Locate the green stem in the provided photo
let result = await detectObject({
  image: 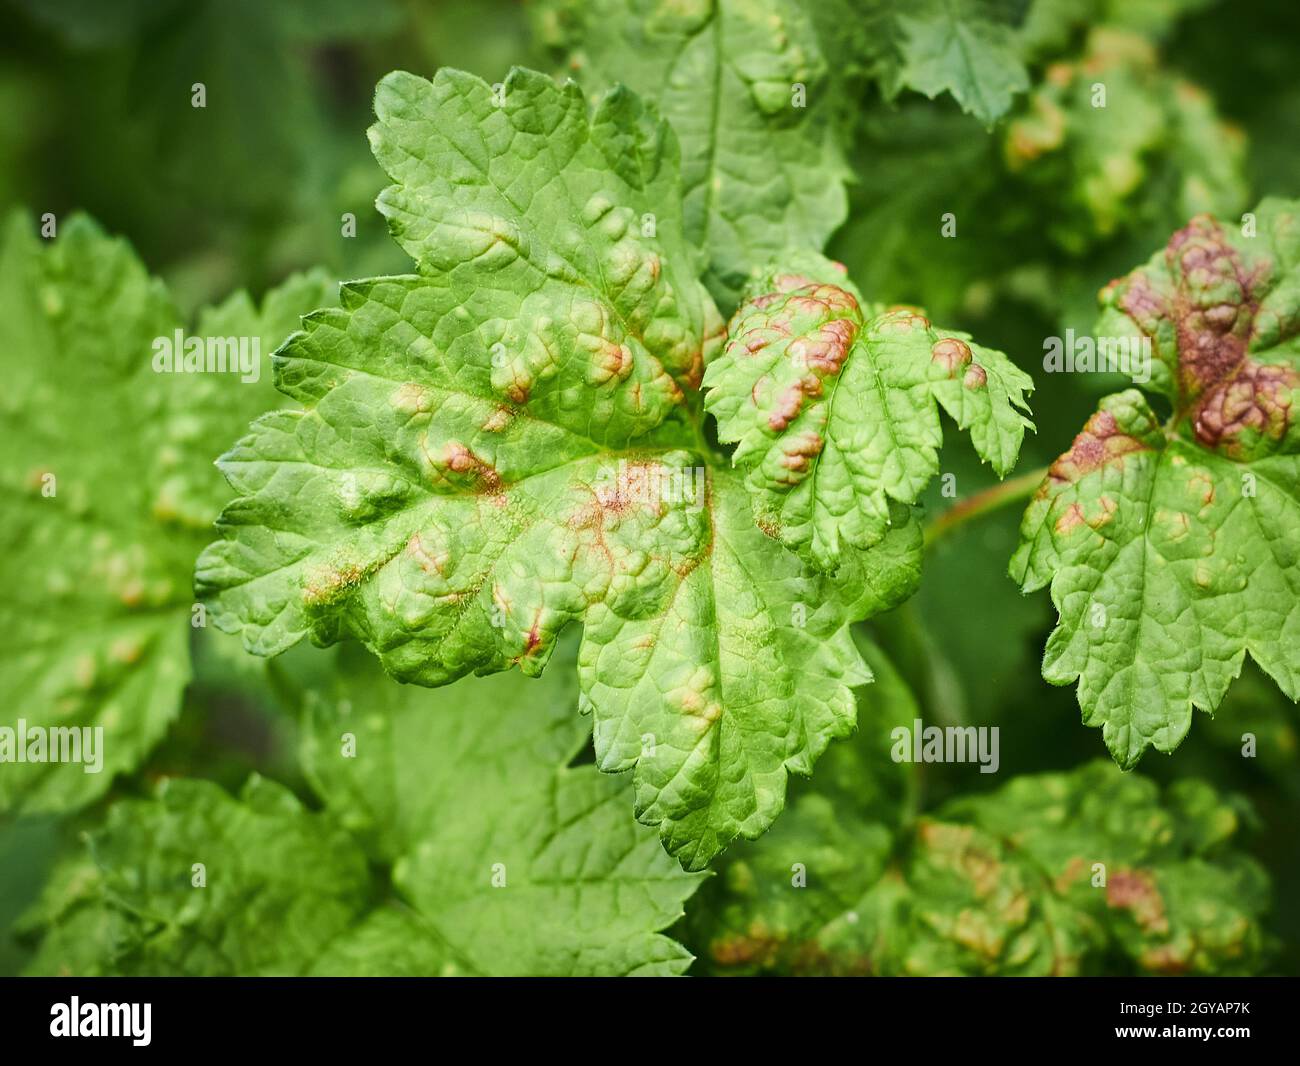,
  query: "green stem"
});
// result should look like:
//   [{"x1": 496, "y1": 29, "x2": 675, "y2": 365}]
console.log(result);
[{"x1": 924, "y1": 466, "x2": 1048, "y2": 548}]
